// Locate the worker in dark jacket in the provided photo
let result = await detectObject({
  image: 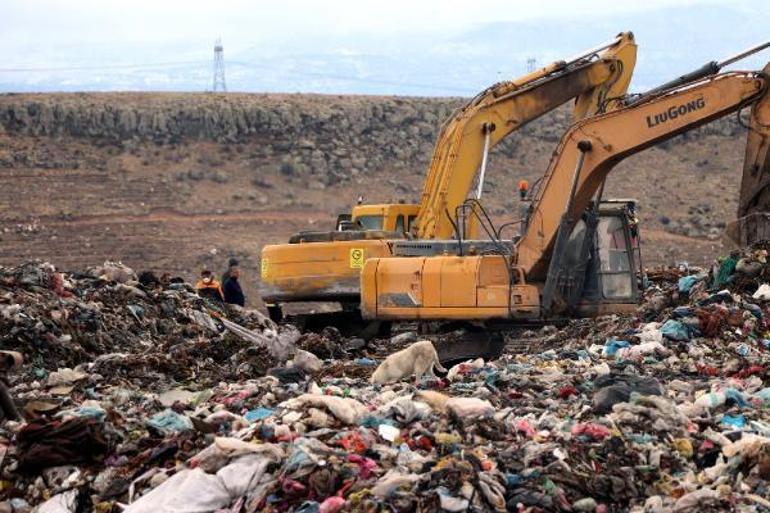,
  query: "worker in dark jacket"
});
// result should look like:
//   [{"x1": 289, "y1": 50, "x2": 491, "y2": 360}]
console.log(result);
[
  {"x1": 195, "y1": 270, "x2": 224, "y2": 302},
  {"x1": 223, "y1": 266, "x2": 246, "y2": 306},
  {"x1": 221, "y1": 257, "x2": 239, "y2": 284}
]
